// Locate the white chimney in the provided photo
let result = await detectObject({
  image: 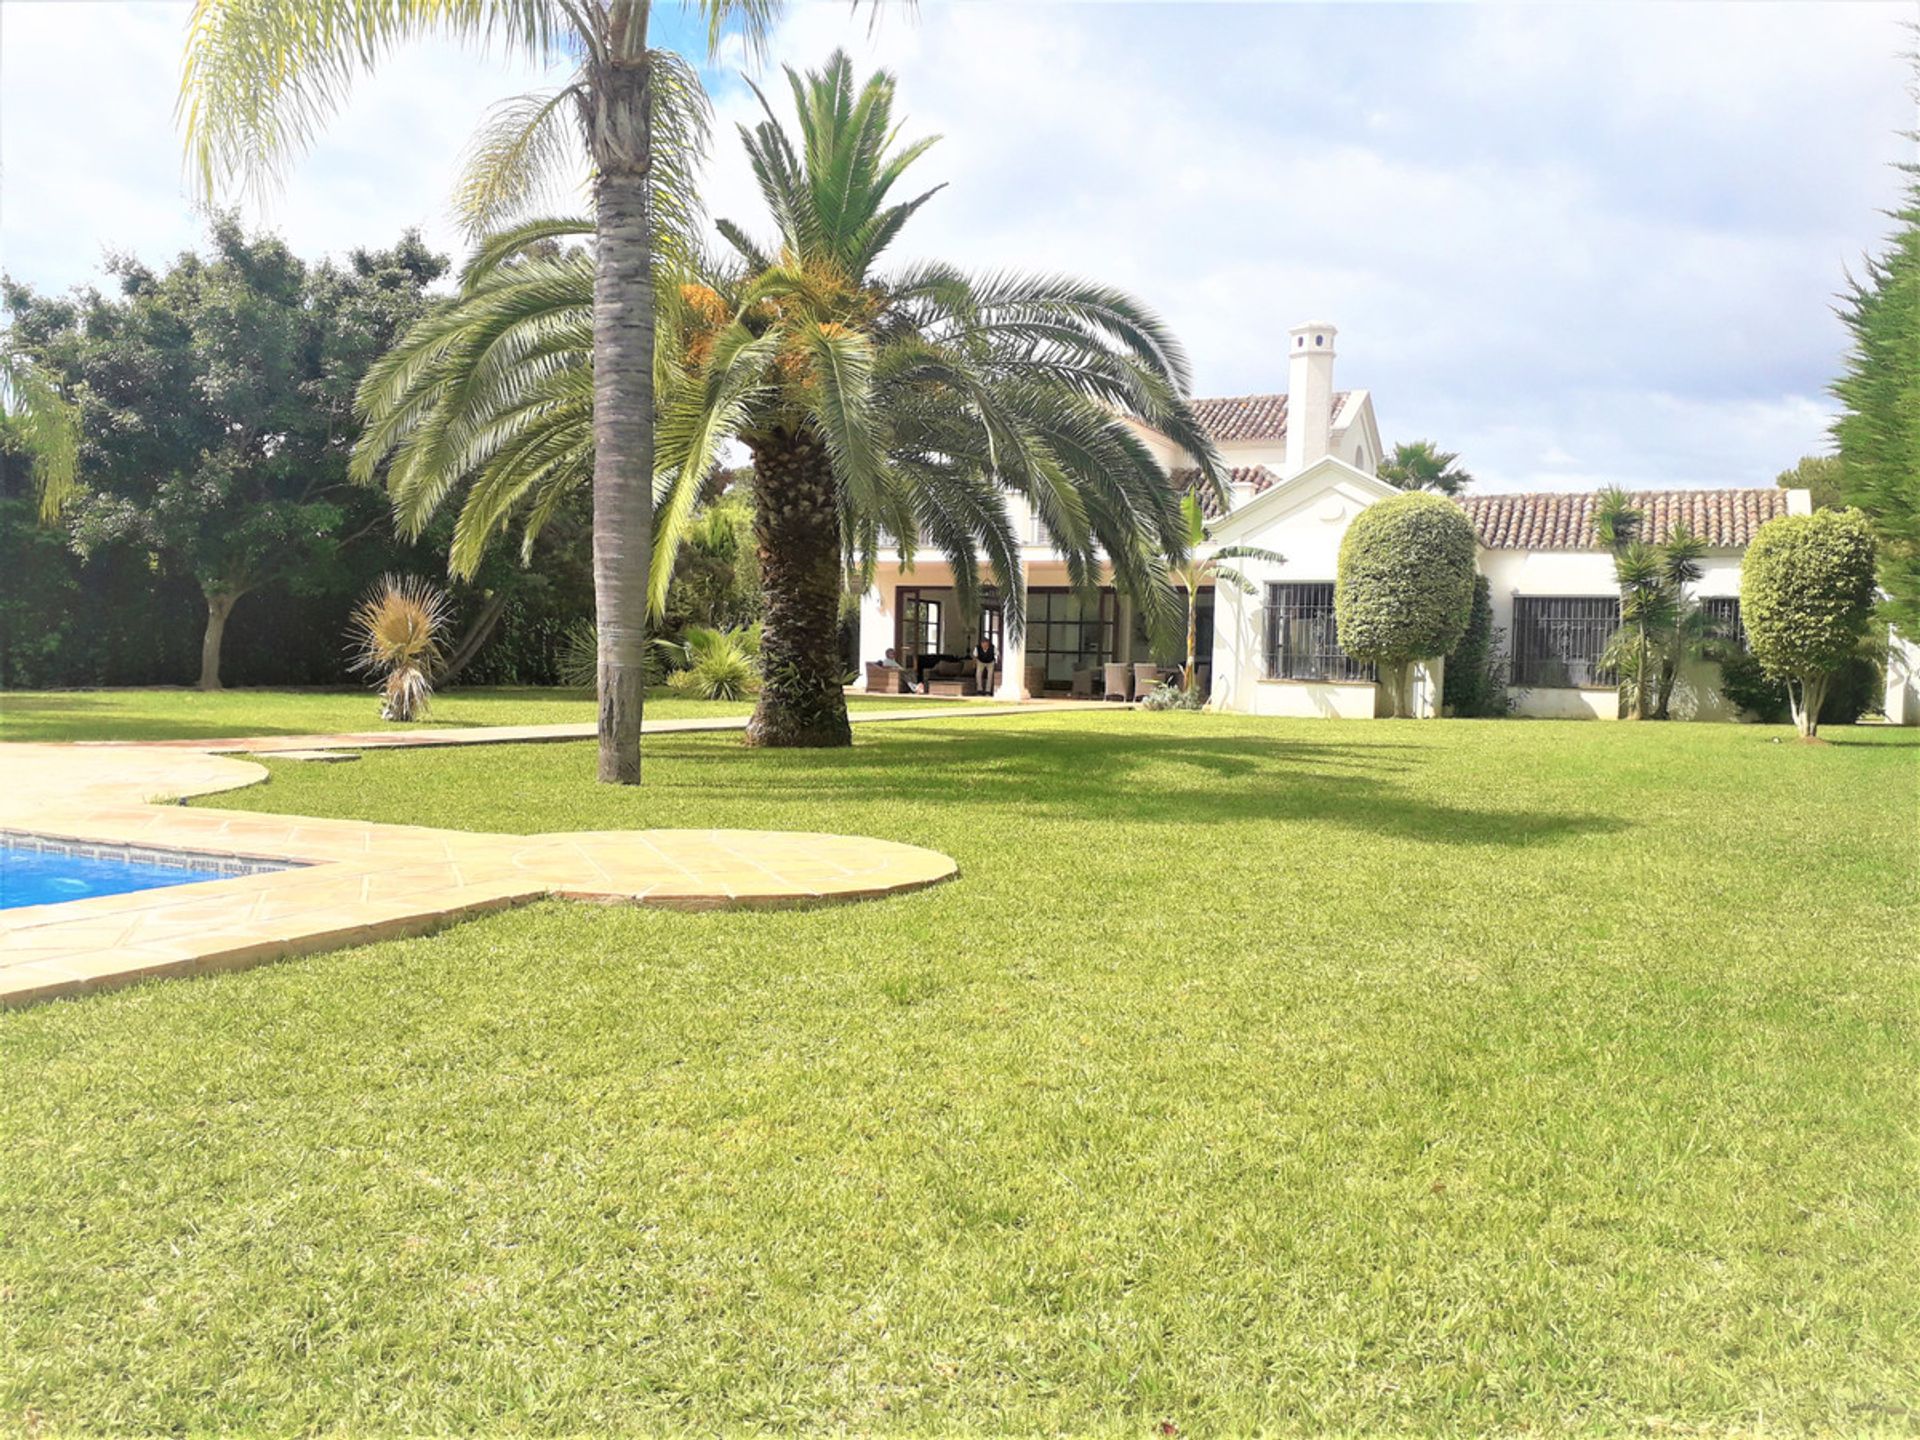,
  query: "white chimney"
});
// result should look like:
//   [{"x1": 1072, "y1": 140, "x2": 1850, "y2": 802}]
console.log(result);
[{"x1": 1284, "y1": 322, "x2": 1337, "y2": 476}]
